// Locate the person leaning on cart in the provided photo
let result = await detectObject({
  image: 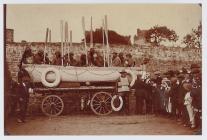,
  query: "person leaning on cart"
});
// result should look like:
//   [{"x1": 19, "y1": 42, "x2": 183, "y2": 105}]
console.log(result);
[{"x1": 118, "y1": 70, "x2": 130, "y2": 114}]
